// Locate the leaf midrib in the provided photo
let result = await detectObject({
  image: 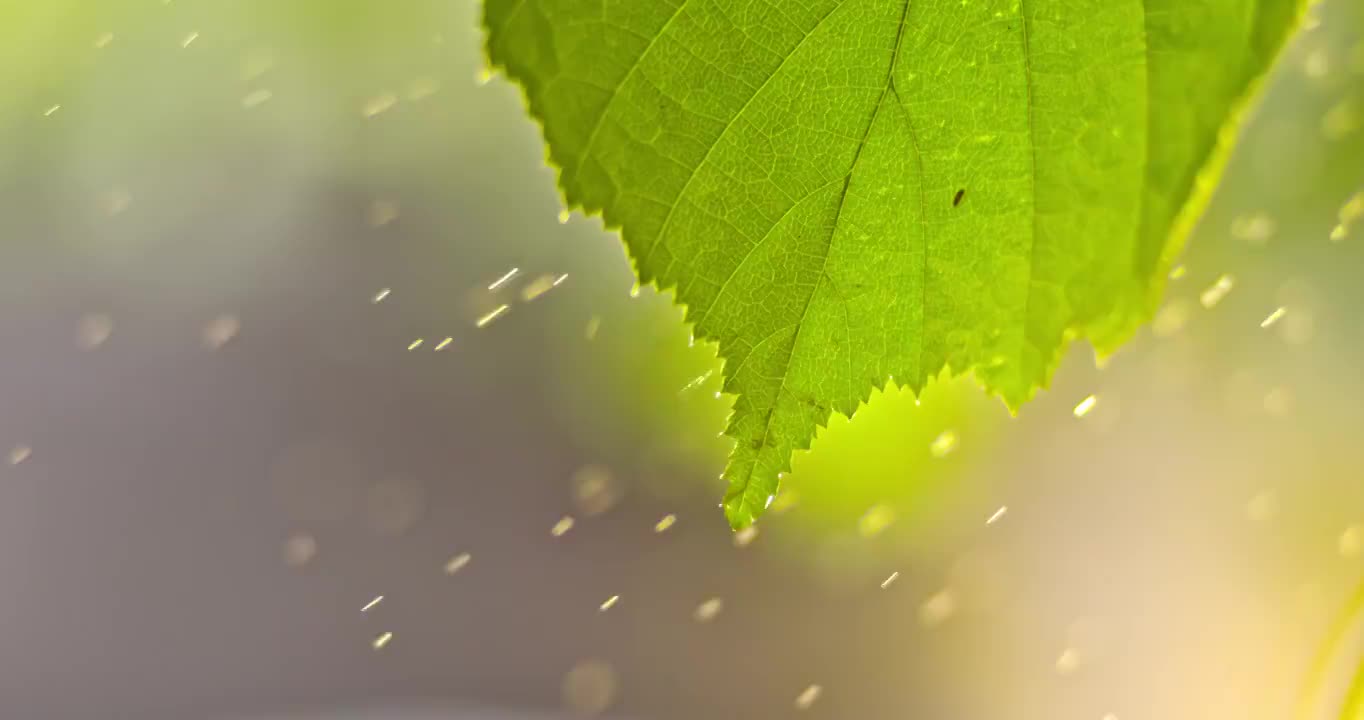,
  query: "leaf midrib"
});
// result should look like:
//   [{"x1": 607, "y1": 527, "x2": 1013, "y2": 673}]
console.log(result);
[{"x1": 725, "y1": 0, "x2": 916, "y2": 517}]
